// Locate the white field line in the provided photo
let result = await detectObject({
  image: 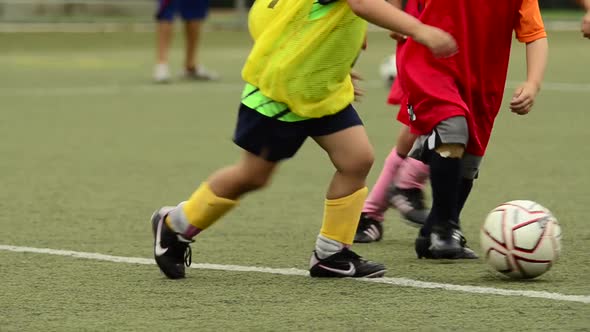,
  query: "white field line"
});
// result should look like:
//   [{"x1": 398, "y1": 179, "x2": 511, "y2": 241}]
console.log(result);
[
  {"x1": 0, "y1": 80, "x2": 589, "y2": 98},
  {"x1": 1, "y1": 244, "x2": 589, "y2": 304}
]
